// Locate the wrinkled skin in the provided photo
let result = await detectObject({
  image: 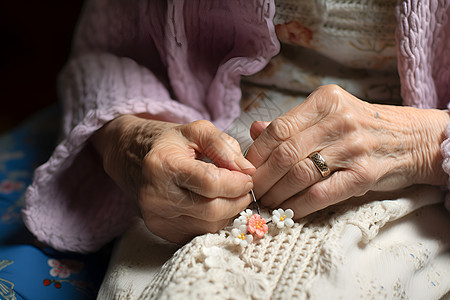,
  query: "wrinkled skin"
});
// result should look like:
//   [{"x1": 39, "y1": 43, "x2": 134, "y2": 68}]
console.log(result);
[
  {"x1": 92, "y1": 84, "x2": 449, "y2": 243},
  {"x1": 246, "y1": 84, "x2": 449, "y2": 218},
  {"x1": 92, "y1": 116, "x2": 255, "y2": 244}
]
